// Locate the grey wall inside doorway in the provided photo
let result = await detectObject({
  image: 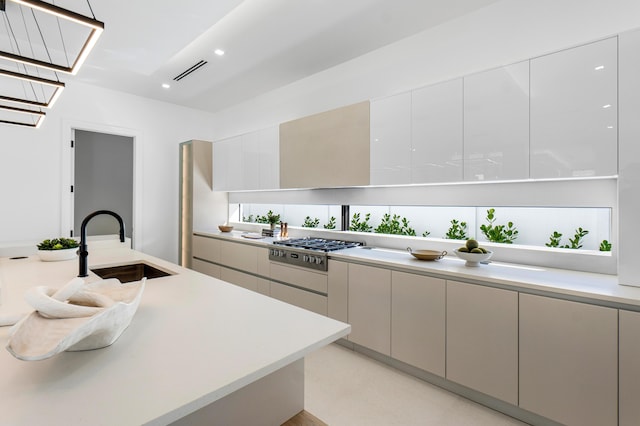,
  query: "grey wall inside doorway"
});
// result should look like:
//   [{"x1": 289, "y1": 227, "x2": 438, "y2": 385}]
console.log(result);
[{"x1": 74, "y1": 130, "x2": 133, "y2": 238}]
